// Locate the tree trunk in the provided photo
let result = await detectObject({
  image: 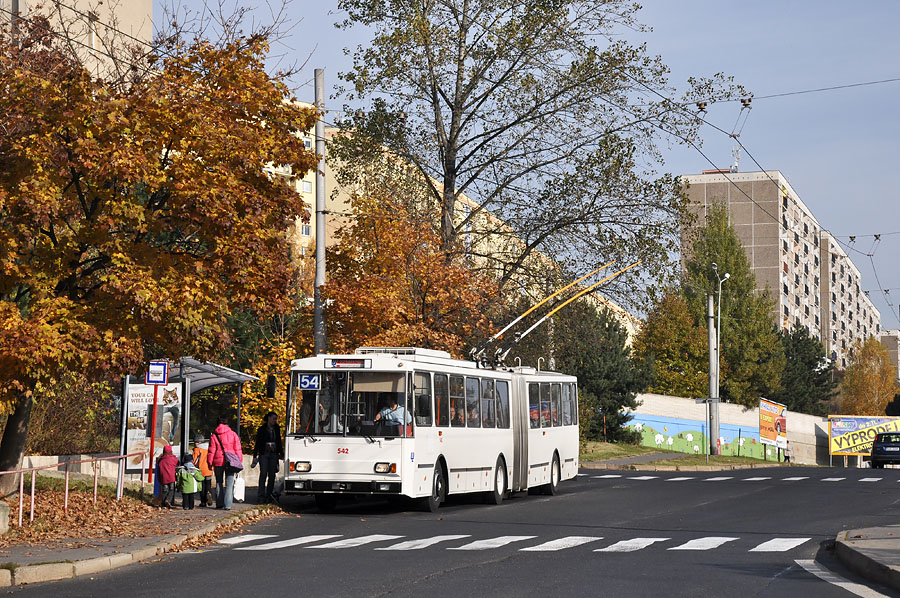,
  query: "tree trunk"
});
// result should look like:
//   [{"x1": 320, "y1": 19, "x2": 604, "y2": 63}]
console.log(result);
[{"x1": 0, "y1": 392, "x2": 33, "y2": 497}]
